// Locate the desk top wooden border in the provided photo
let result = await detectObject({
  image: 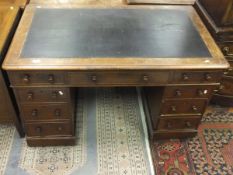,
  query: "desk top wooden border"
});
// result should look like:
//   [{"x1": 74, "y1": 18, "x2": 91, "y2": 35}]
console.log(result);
[
  {"x1": 0, "y1": 5, "x2": 20, "y2": 55},
  {"x1": 127, "y1": 0, "x2": 195, "y2": 5},
  {"x1": 3, "y1": 4, "x2": 229, "y2": 71}
]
